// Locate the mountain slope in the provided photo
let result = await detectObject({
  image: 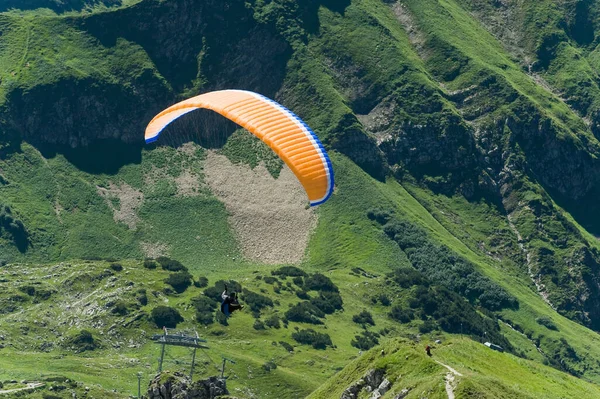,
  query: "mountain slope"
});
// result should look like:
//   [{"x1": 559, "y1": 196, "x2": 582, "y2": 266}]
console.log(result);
[{"x1": 3, "y1": 0, "x2": 600, "y2": 397}]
